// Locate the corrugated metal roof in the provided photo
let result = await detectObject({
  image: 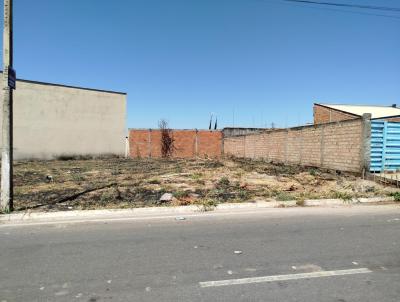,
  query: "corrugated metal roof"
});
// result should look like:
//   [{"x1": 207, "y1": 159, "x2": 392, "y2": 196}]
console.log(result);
[{"x1": 317, "y1": 103, "x2": 400, "y2": 119}]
